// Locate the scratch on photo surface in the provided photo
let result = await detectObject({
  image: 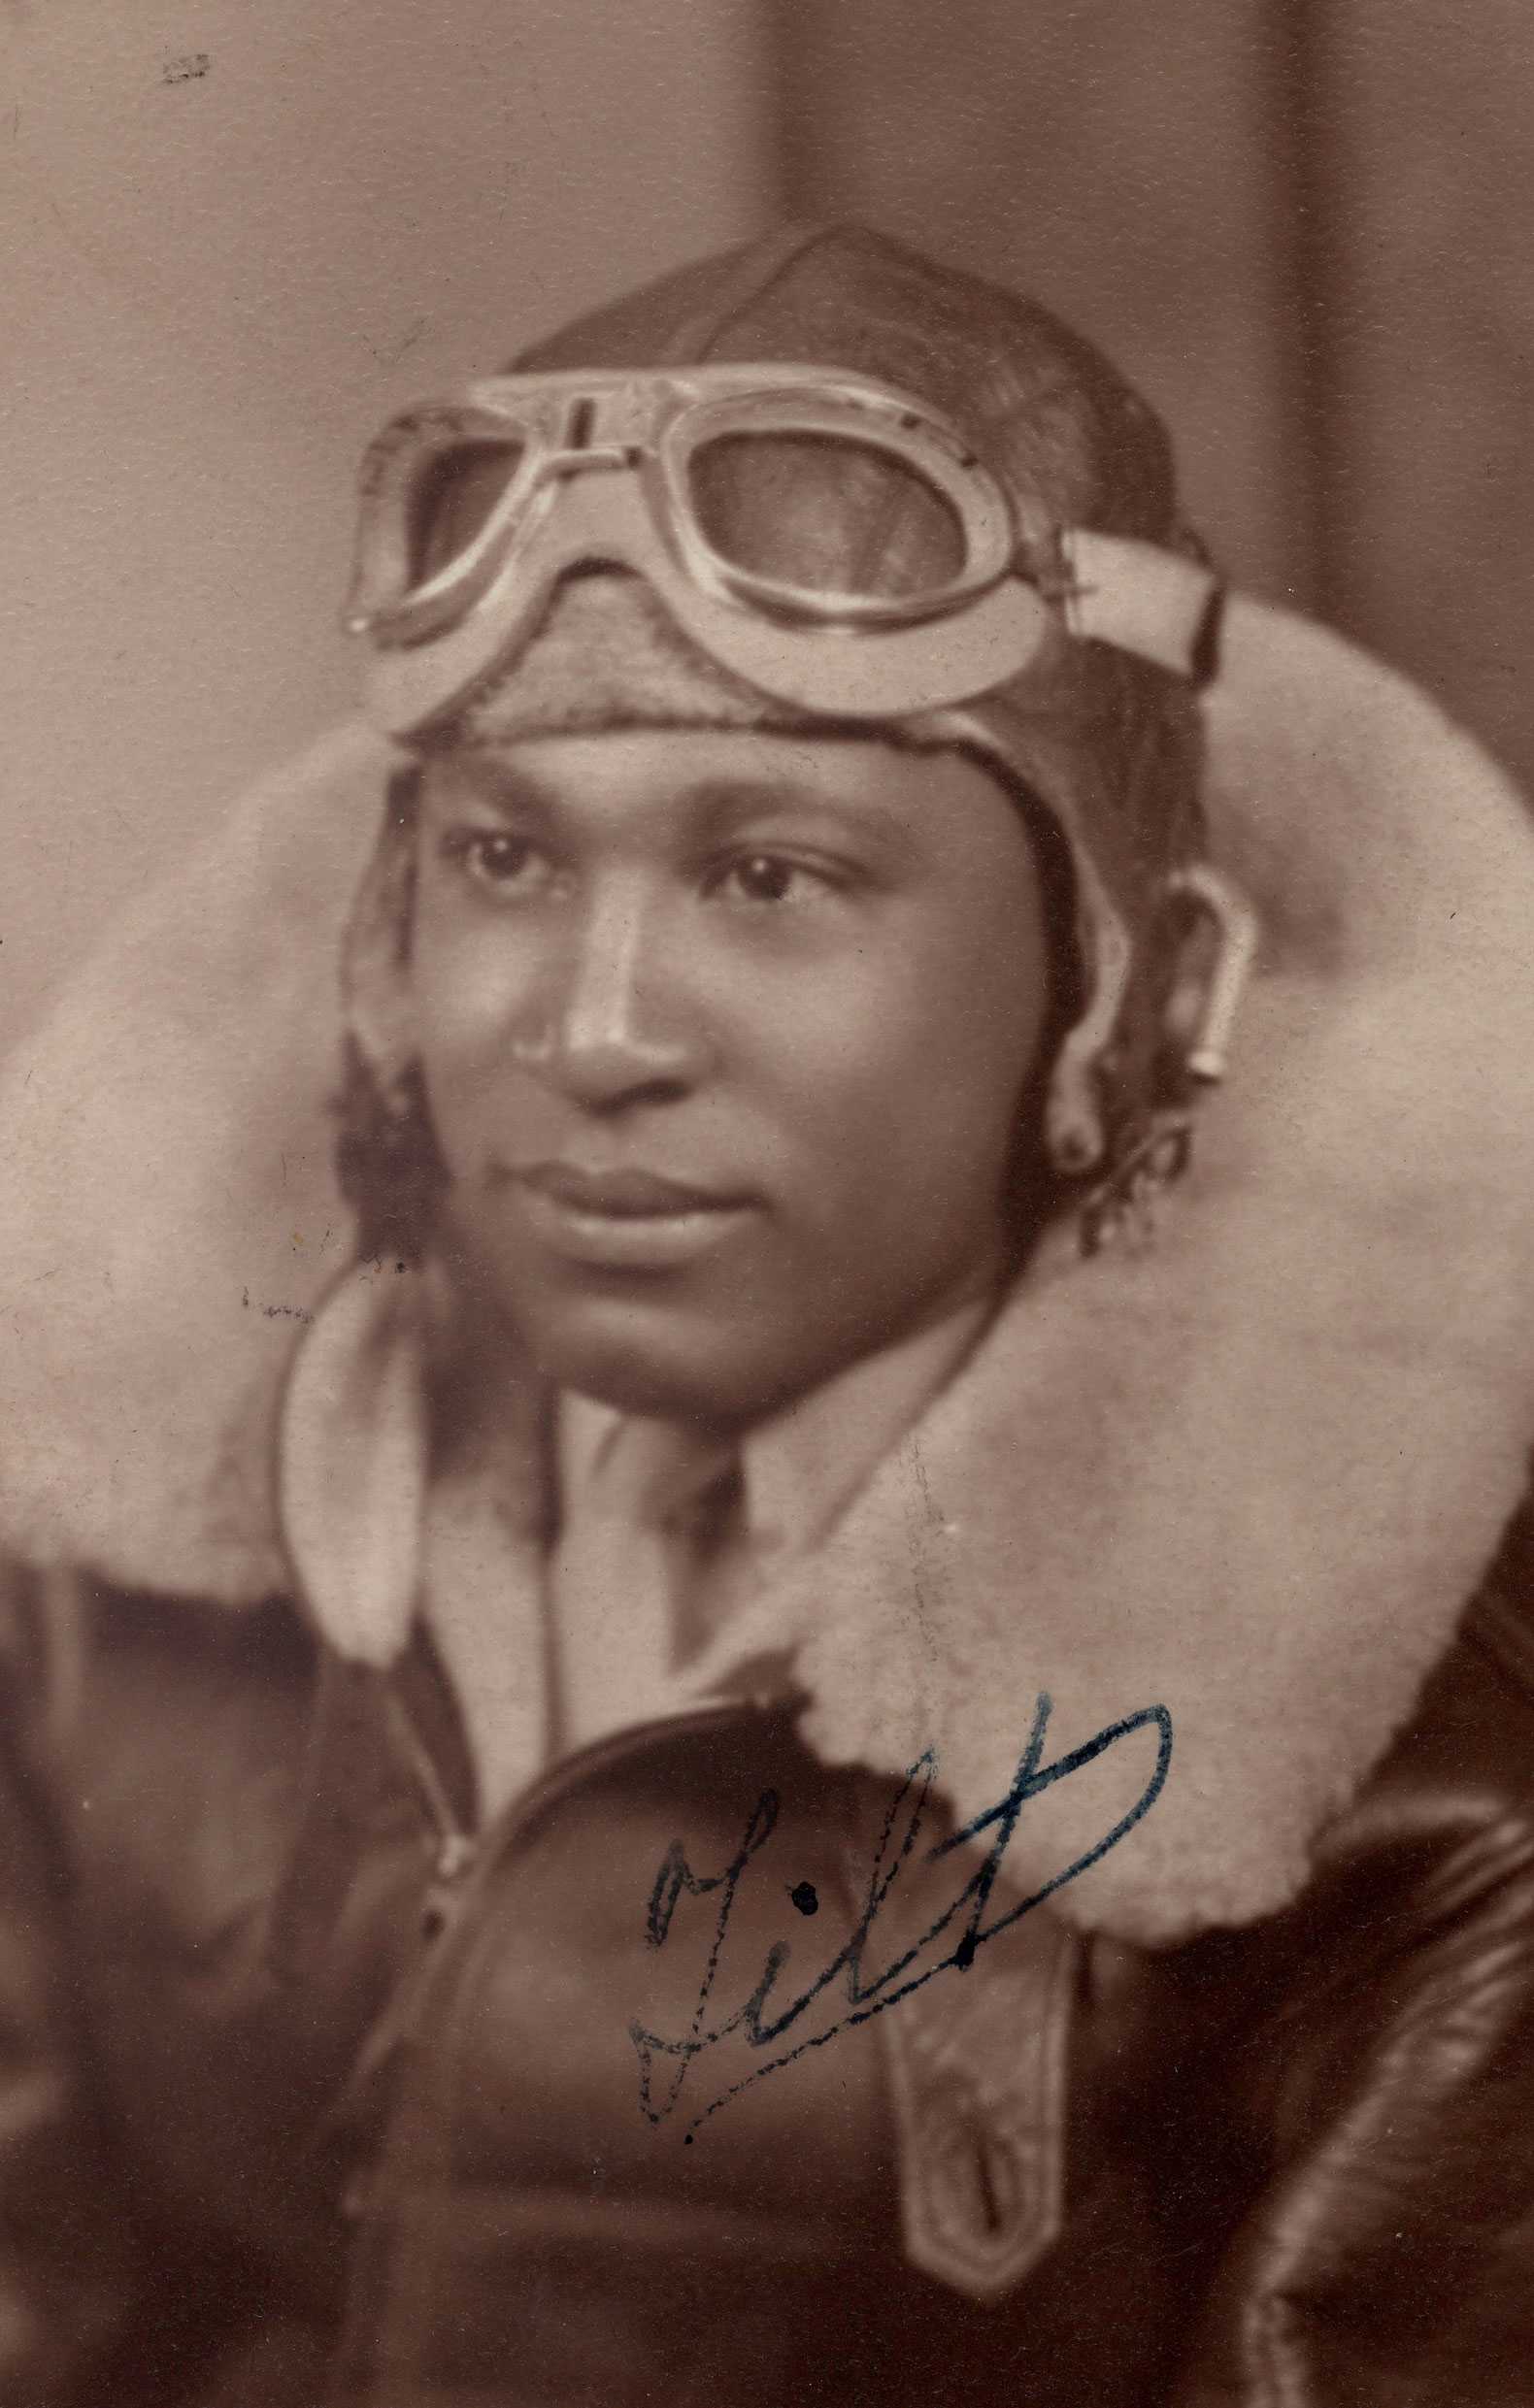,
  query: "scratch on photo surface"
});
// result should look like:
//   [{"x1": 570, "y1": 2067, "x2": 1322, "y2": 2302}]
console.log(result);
[{"x1": 240, "y1": 1288, "x2": 314, "y2": 1326}]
